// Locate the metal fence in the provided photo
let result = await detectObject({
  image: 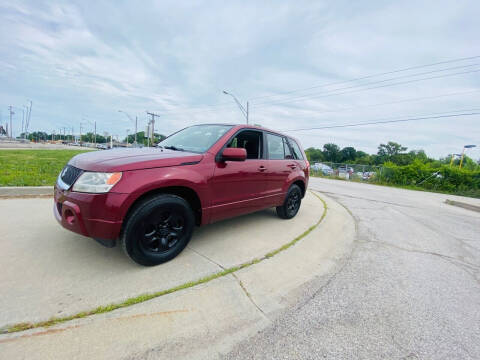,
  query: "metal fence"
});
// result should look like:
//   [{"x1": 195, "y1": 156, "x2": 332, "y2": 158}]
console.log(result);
[{"x1": 309, "y1": 162, "x2": 382, "y2": 181}]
